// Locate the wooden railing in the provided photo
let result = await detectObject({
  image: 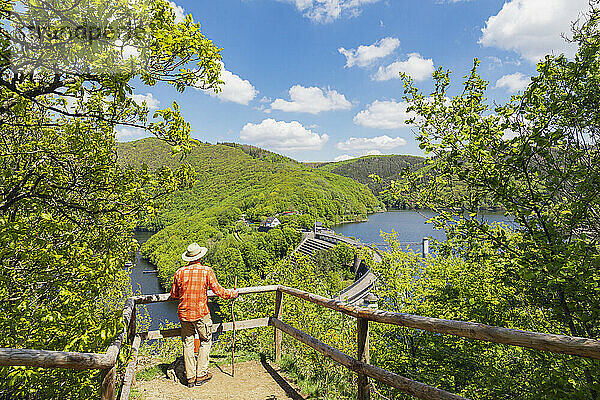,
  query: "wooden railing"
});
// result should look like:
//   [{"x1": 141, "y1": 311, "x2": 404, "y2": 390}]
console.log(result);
[{"x1": 1, "y1": 285, "x2": 600, "y2": 400}]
